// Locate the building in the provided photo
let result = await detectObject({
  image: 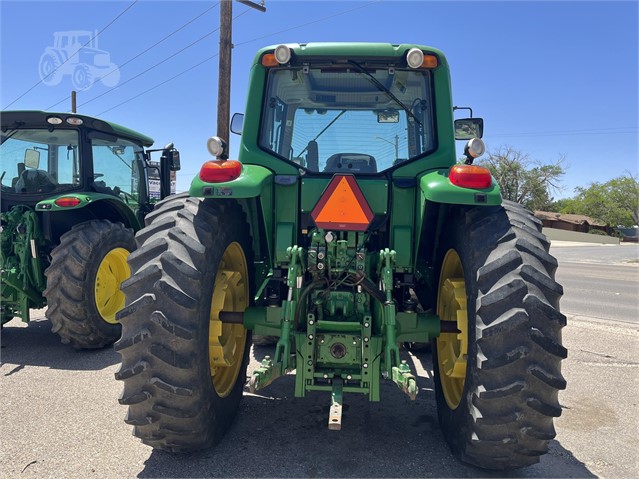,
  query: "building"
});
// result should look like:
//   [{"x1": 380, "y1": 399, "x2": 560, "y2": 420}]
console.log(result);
[{"x1": 534, "y1": 211, "x2": 610, "y2": 234}]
